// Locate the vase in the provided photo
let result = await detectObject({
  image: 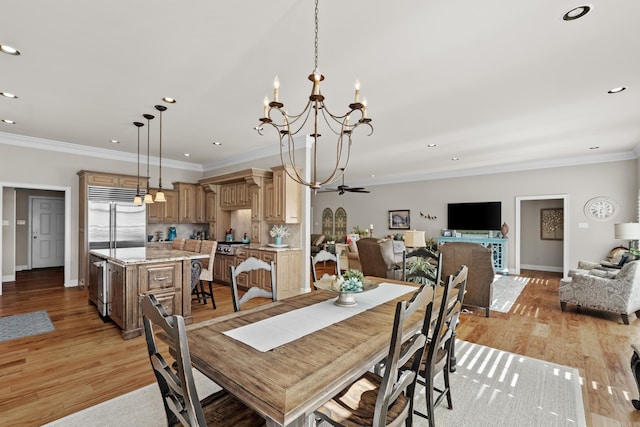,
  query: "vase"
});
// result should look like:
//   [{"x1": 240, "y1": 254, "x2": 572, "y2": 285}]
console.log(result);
[
  {"x1": 501, "y1": 222, "x2": 509, "y2": 239},
  {"x1": 335, "y1": 292, "x2": 357, "y2": 307},
  {"x1": 275, "y1": 236, "x2": 282, "y2": 245}
]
